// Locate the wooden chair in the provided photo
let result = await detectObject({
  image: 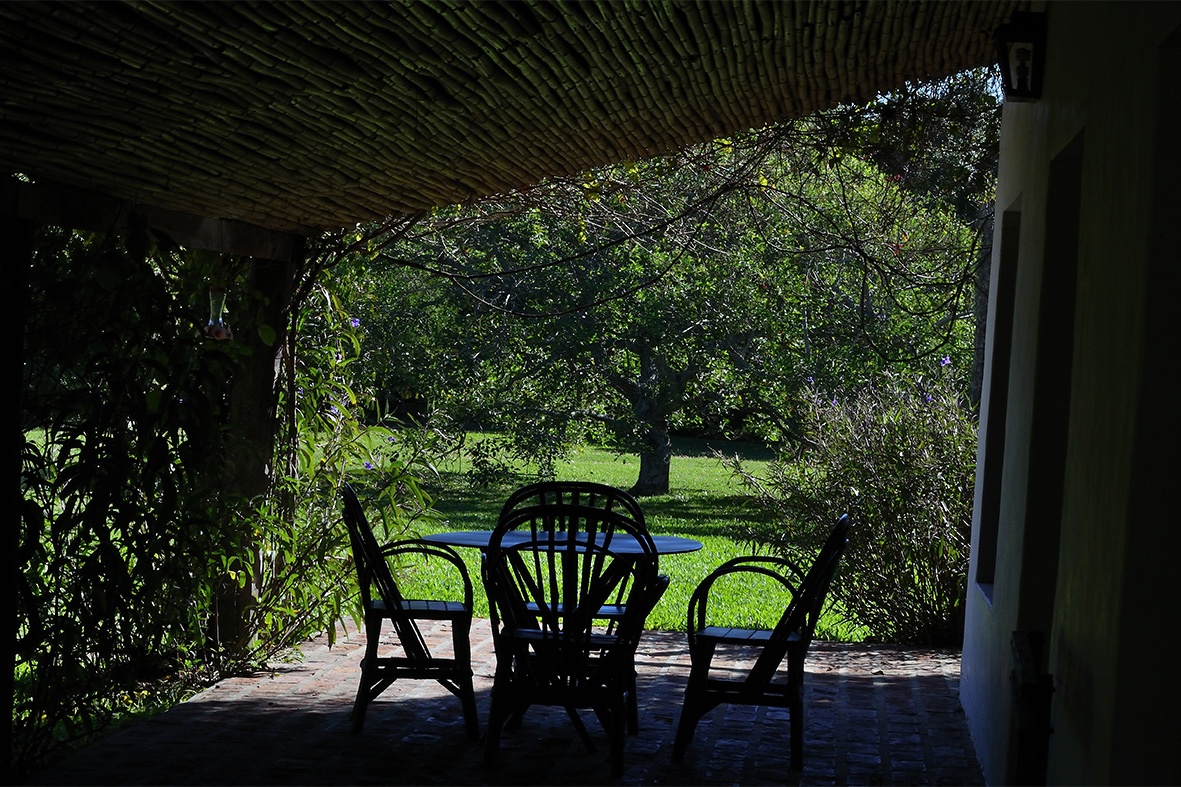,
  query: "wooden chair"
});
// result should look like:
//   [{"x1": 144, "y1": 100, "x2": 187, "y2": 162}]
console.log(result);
[
  {"x1": 672, "y1": 514, "x2": 851, "y2": 771},
  {"x1": 340, "y1": 482, "x2": 479, "y2": 739},
  {"x1": 497, "y1": 480, "x2": 661, "y2": 733},
  {"x1": 481, "y1": 496, "x2": 664, "y2": 777}
]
